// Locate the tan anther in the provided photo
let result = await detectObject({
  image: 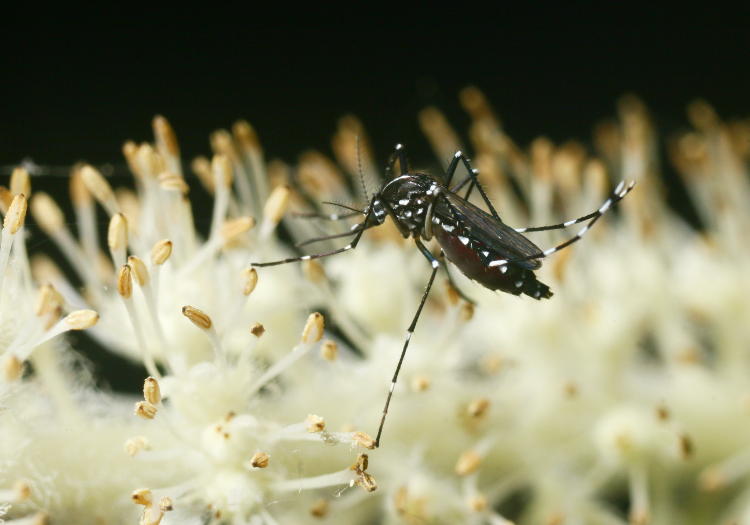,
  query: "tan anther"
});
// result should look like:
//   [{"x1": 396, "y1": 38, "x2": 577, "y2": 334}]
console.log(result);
[
  {"x1": 699, "y1": 467, "x2": 725, "y2": 492},
  {"x1": 250, "y1": 323, "x2": 265, "y2": 337},
  {"x1": 349, "y1": 452, "x2": 367, "y2": 472},
  {"x1": 303, "y1": 259, "x2": 326, "y2": 283},
  {"x1": 678, "y1": 433, "x2": 694, "y2": 459},
  {"x1": 467, "y1": 397, "x2": 490, "y2": 419},
  {"x1": 143, "y1": 377, "x2": 161, "y2": 404},
  {"x1": 250, "y1": 451, "x2": 270, "y2": 468},
  {"x1": 80, "y1": 165, "x2": 115, "y2": 207},
  {"x1": 356, "y1": 471, "x2": 378, "y2": 492},
  {"x1": 13, "y1": 479, "x2": 31, "y2": 501},
  {"x1": 241, "y1": 267, "x2": 258, "y2": 296},
  {"x1": 158, "y1": 171, "x2": 189, "y2": 194},
  {"x1": 320, "y1": 339, "x2": 338, "y2": 361},
  {"x1": 468, "y1": 494, "x2": 487, "y2": 512},
  {"x1": 10, "y1": 167, "x2": 31, "y2": 197},
  {"x1": 563, "y1": 382, "x2": 578, "y2": 398},
  {"x1": 418, "y1": 106, "x2": 461, "y2": 161},
  {"x1": 301, "y1": 312, "x2": 324, "y2": 343},
  {"x1": 211, "y1": 154, "x2": 233, "y2": 187},
  {"x1": 221, "y1": 216, "x2": 256, "y2": 242},
  {"x1": 263, "y1": 185, "x2": 291, "y2": 225},
  {"x1": 305, "y1": 414, "x2": 326, "y2": 433},
  {"x1": 455, "y1": 449, "x2": 482, "y2": 476},
  {"x1": 30, "y1": 193, "x2": 64, "y2": 234},
  {"x1": 135, "y1": 401, "x2": 157, "y2": 419},
  {"x1": 159, "y1": 496, "x2": 174, "y2": 512},
  {"x1": 125, "y1": 436, "x2": 151, "y2": 457},
  {"x1": 459, "y1": 301, "x2": 474, "y2": 322},
  {"x1": 656, "y1": 404, "x2": 670, "y2": 421},
  {"x1": 4, "y1": 193, "x2": 27, "y2": 234},
  {"x1": 266, "y1": 159, "x2": 290, "y2": 188},
  {"x1": 153, "y1": 115, "x2": 180, "y2": 156},
  {"x1": 481, "y1": 353, "x2": 504, "y2": 375},
  {"x1": 531, "y1": 137, "x2": 554, "y2": 181},
  {"x1": 211, "y1": 129, "x2": 239, "y2": 161},
  {"x1": 69, "y1": 165, "x2": 92, "y2": 206},
  {"x1": 136, "y1": 143, "x2": 166, "y2": 177},
  {"x1": 410, "y1": 375, "x2": 431, "y2": 392},
  {"x1": 108, "y1": 213, "x2": 128, "y2": 252},
  {"x1": 584, "y1": 159, "x2": 609, "y2": 198},
  {"x1": 30, "y1": 255, "x2": 63, "y2": 283},
  {"x1": 118, "y1": 265, "x2": 133, "y2": 299},
  {"x1": 64, "y1": 309, "x2": 99, "y2": 330},
  {"x1": 122, "y1": 141, "x2": 140, "y2": 175},
  {"x1": 687, "y1": 99, "x2": 719, "y2": 130},
  {"x1": 551, "y1": 247, "x2": 573, "y2": 282},
  {"x1": 191, "y1": 156, "x2": 214, "y2": 193},
  {"x1": 3, "y1": 354, "x2": 23, "y2": 381},
  {"x1": 128, "y1": 256, "x2": 149, "y2": 286},
  {"x1": 29, "y1": 512, "x2": 50, "y2": 525},
  {"x1": 459, "y1": 85, "x2": 494, "y2": 122},
  {"x1": 393, "y1": 486, "x2": 408, "y2": 515},
  {"x1": 132, "y1": 488, "x2": 153, "y2": 506},
  {"x1": 352, "y1": 431, "x2": 376, "y2": 450},
  {"x1": 151, "y1": 239, "x2": 173, "y2": 265},
  {"x1": 232, "y1": 120, "x2": 260, "y2": 151},
  {"x1": 445, "y1": 282, "x2": 460, "y2": 306},
  {"x1": 35, "y1": 283, "x2": 64, "y2": 317},
  {"x1": 350, "y1": 453, "x2": 377, "y2": 492},
  {"x1": 0, "y1": 186, "x2": 12, "y2": 213},
  {"x1": 309, "y1": 498, "x2": 329, "y2": 518},
  {"x1": 182, "y1": 305, "x2": 212, "y2": 330}
]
